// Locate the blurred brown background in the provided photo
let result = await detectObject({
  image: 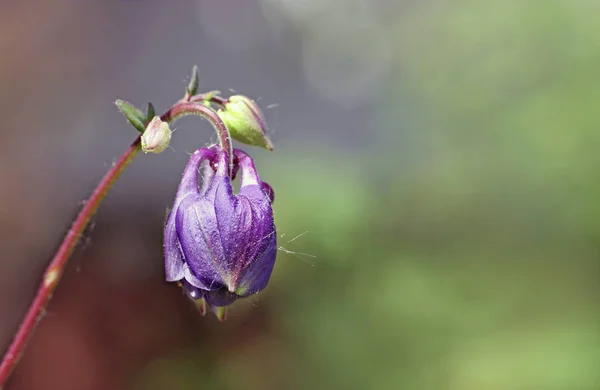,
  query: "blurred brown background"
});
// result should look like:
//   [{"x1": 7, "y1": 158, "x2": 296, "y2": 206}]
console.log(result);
[{"x1": 1, "y1": 0, "x2": 600, "y2": 389}]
